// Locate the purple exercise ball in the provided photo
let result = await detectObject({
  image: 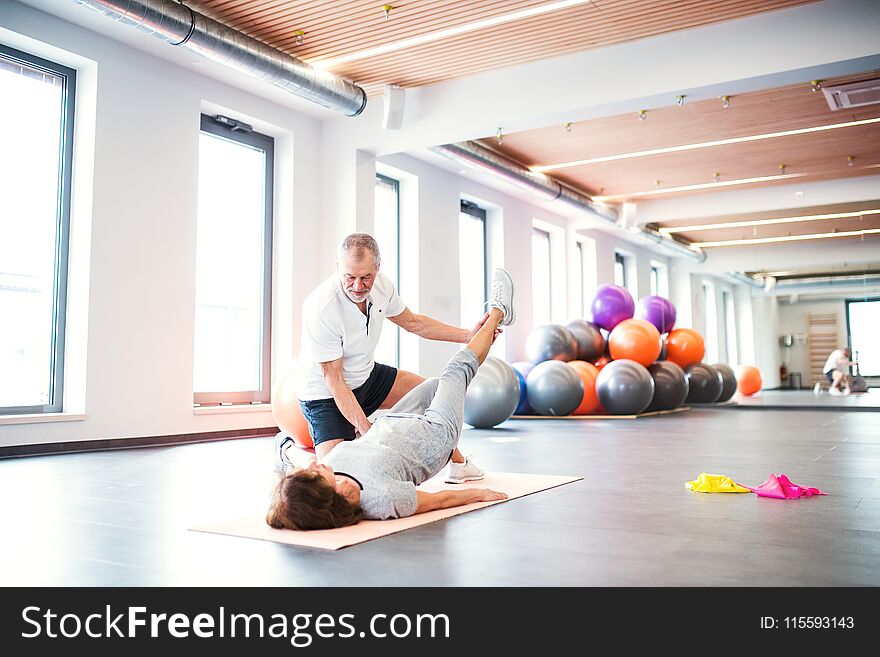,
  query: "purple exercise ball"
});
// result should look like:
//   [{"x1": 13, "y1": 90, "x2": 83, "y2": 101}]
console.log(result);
[
  {"x1": 511, "y1": 361, "x2": 534, "y2": 414},
  {"x1": 635, "y1": 295, "x2": 676, "y2": 334},
  {"x1": 590, "y1": 284, "x2": 635, "y2": 331}
]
